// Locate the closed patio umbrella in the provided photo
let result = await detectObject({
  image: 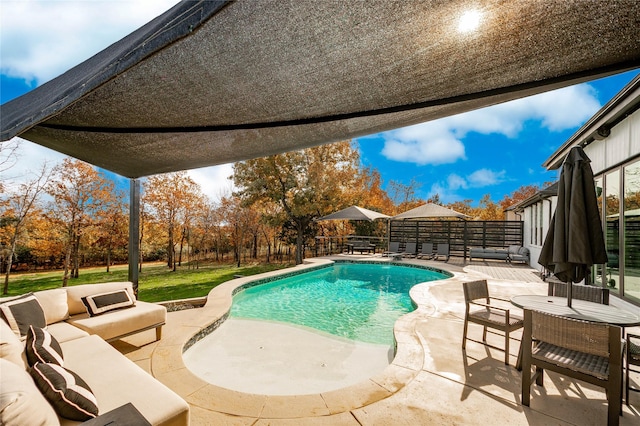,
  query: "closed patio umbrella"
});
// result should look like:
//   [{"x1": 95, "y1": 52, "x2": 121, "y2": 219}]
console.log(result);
[{"x1": 539, "y1": 146, "x2": 608, "y2": 307}]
